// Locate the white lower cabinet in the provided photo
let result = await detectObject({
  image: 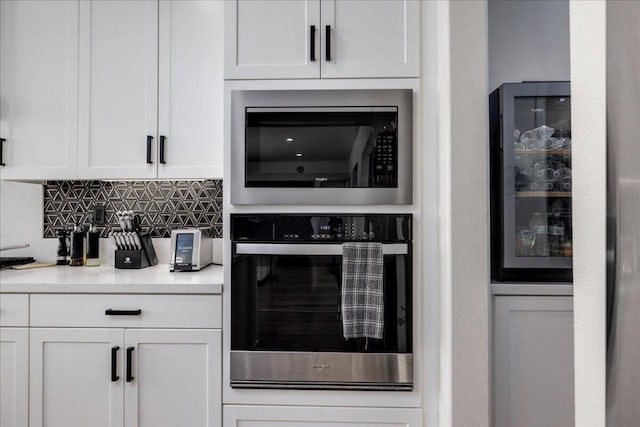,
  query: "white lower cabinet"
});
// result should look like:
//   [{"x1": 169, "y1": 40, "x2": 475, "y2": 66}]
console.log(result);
[
  {"x1": 124, "y1": 329, "x2": 221, "y2": 427},
  {"x1": 29, "y1": 328, "x2": 123, "y2": 427},
  {"x1": 0, "y1": 328, "x2": 29, "y2": 427},
  {"x1": 0, "y1": 294, "x2": 29, "y2": 427},
  {"x1": 28, "y1": 294, "x2": 223, "y2": 427},
  {"x1": 223, "y1": 405, "x2": 422, "y2": 427},
  {"x1": 493, "y1": 296, "x2": 574, "y2": 427}
]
